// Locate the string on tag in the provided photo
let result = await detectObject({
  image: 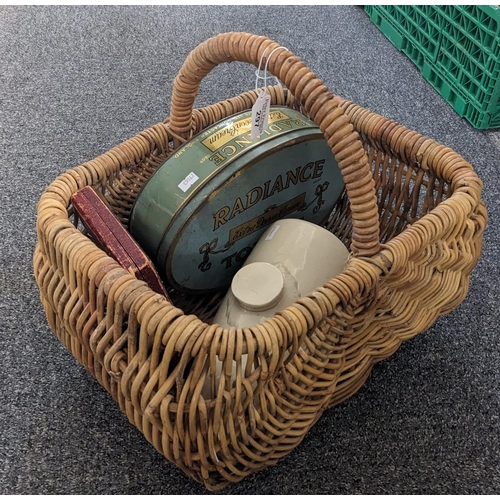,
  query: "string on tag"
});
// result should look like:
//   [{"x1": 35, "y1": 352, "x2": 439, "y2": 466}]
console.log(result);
[
  {"x1": 254, "y1": 45, "x2": 288, "y2": 96},
  {"x1": 251, "y1": 46, "x2": 288, "y2": 140}
]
